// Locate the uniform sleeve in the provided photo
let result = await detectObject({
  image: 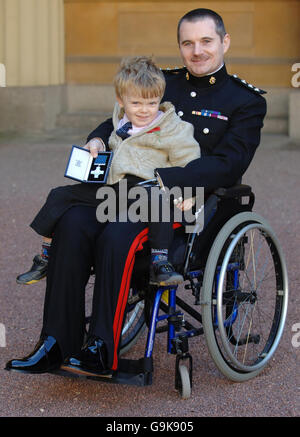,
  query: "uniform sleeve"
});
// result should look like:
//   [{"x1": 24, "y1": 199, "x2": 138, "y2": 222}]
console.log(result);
[
  {"x1": 167, "y1": 120, "x2": 200, "y2": 167},
  {"x1": 86, "y1": 117, "x2": 114, "y2": 145},
  {"x1": 156, "y1": 95, "x2": 267, "y2": 191}
]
